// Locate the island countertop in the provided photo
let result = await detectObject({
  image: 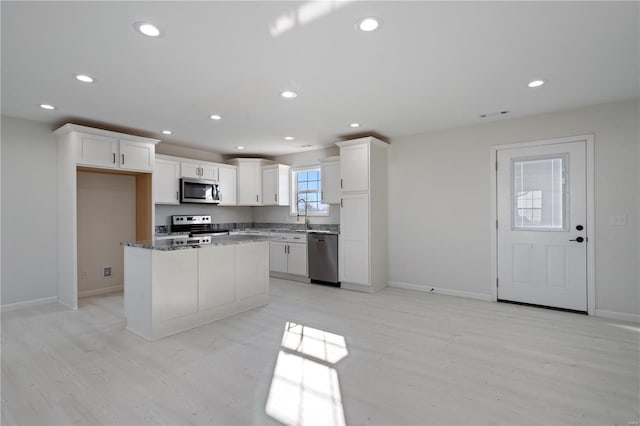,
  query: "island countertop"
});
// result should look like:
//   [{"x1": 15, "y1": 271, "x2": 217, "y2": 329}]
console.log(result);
[{"x1": 122, "y1": 234, "x2": 272, "y2": 251}]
